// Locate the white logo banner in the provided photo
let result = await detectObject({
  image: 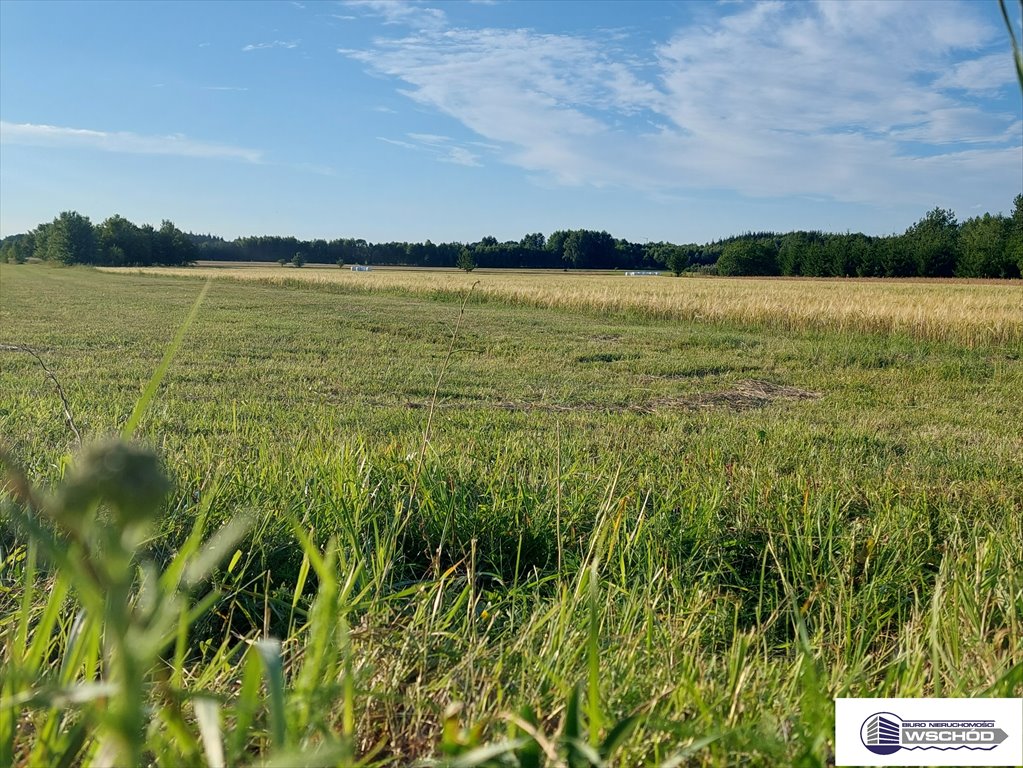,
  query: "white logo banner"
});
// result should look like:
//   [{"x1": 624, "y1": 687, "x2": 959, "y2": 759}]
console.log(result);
[{"x1": 835, "y1": 698, "x2": 1022, "y2": 766}]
